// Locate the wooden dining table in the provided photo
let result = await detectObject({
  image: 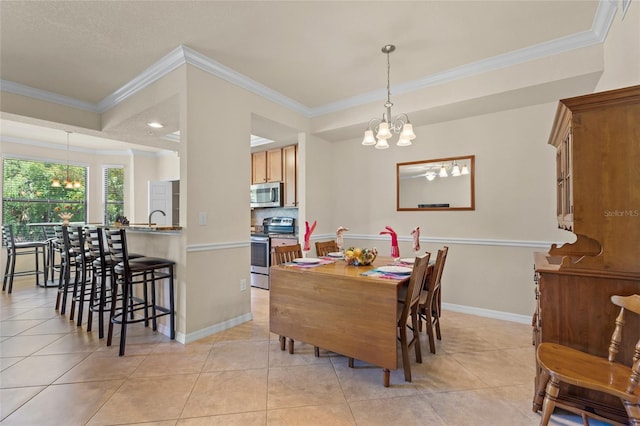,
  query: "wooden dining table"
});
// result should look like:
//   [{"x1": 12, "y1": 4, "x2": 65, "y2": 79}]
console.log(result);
[{"x1": 269, "y1": 256, "x2": 415, "y2": 387}]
